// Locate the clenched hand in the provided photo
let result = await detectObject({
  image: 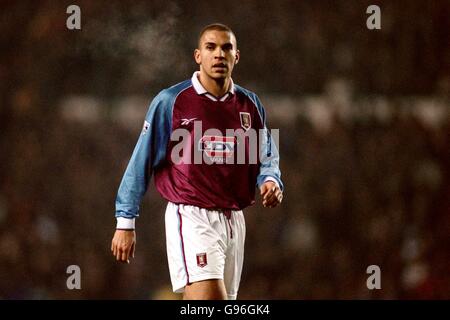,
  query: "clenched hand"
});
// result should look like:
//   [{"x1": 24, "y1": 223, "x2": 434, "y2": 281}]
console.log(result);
[{"x1": 260, "y1": 181, "x2": 283, "y2": 208}]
